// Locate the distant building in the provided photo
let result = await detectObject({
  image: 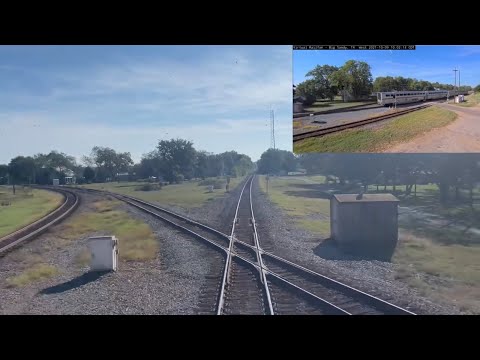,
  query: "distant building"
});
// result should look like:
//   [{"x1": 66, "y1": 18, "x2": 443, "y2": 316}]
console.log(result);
[
  {"x1": 65, "y1": 176, "x2": 76, "y2": 185},
  {"x1": 116, "y1": 172, "x2": 130, "y2": 182}
]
